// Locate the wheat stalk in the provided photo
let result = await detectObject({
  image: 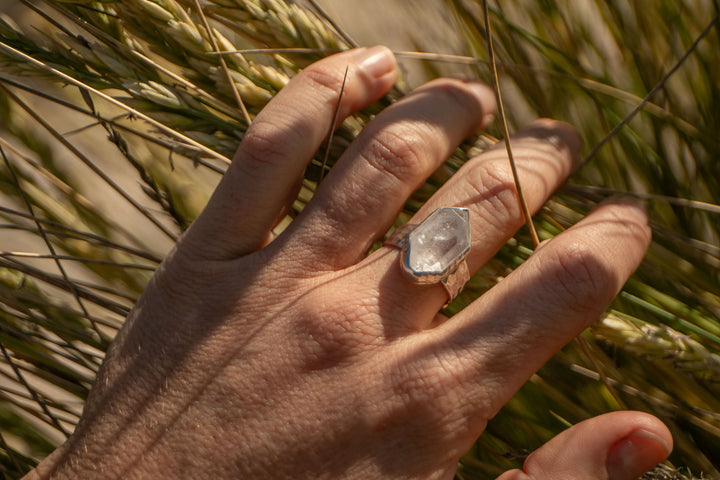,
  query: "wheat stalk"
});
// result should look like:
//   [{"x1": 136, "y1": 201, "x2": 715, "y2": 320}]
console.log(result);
[{"x1": 0, "y1": 1, "x2": 718, "y2": 478}]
